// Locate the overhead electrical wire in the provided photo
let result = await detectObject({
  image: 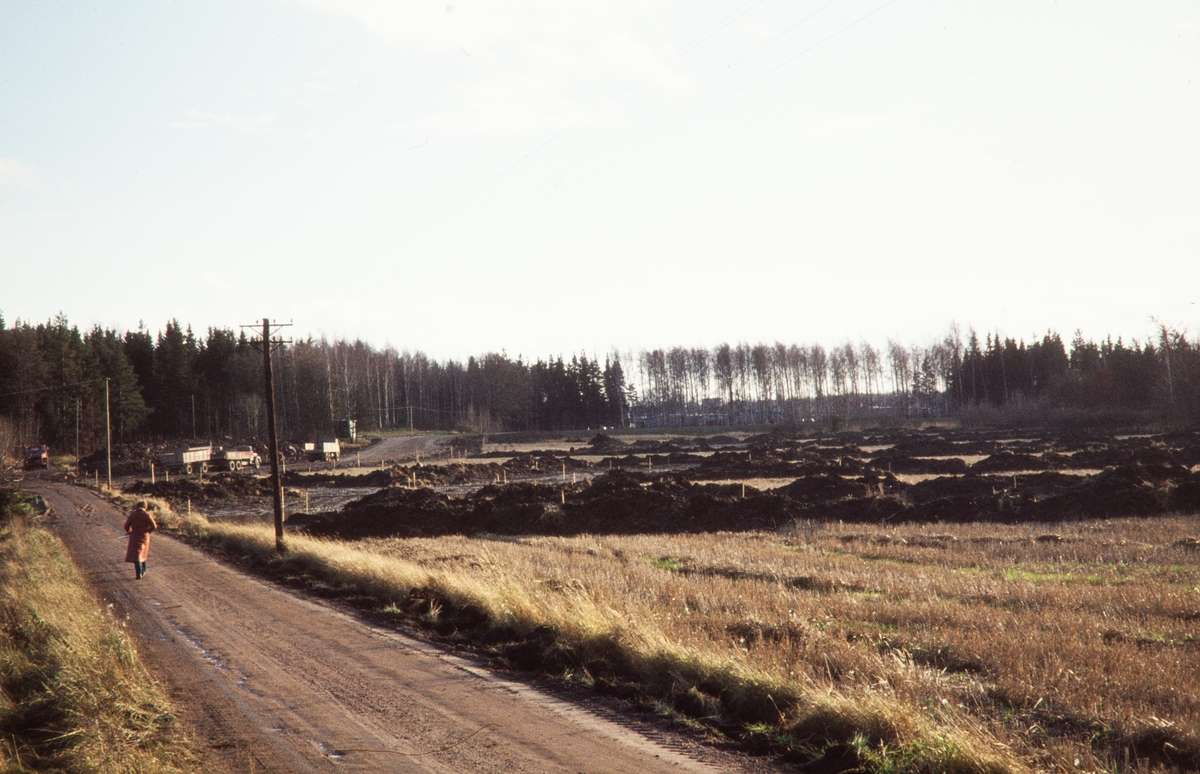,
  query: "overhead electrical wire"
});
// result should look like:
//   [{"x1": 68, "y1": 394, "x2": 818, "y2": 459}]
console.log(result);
[{"x1": 0, "y1": 378, "x2": 112, "y2": 400}]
